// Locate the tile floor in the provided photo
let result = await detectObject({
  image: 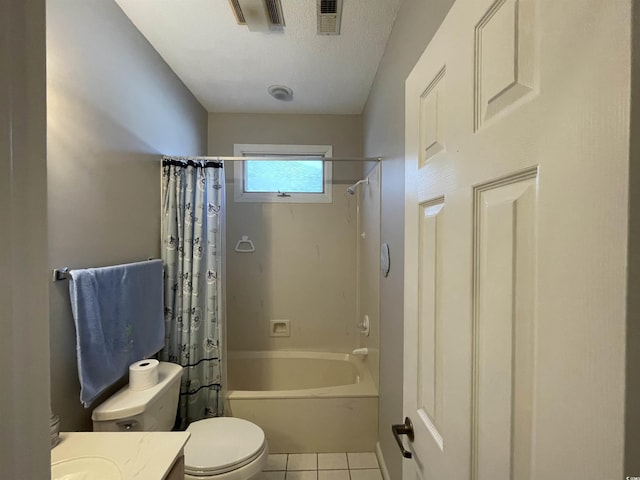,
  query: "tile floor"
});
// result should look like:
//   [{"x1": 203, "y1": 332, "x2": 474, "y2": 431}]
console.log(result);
[{"x1": 259, "y1": 452, "x2": 382, "y2": 480}]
